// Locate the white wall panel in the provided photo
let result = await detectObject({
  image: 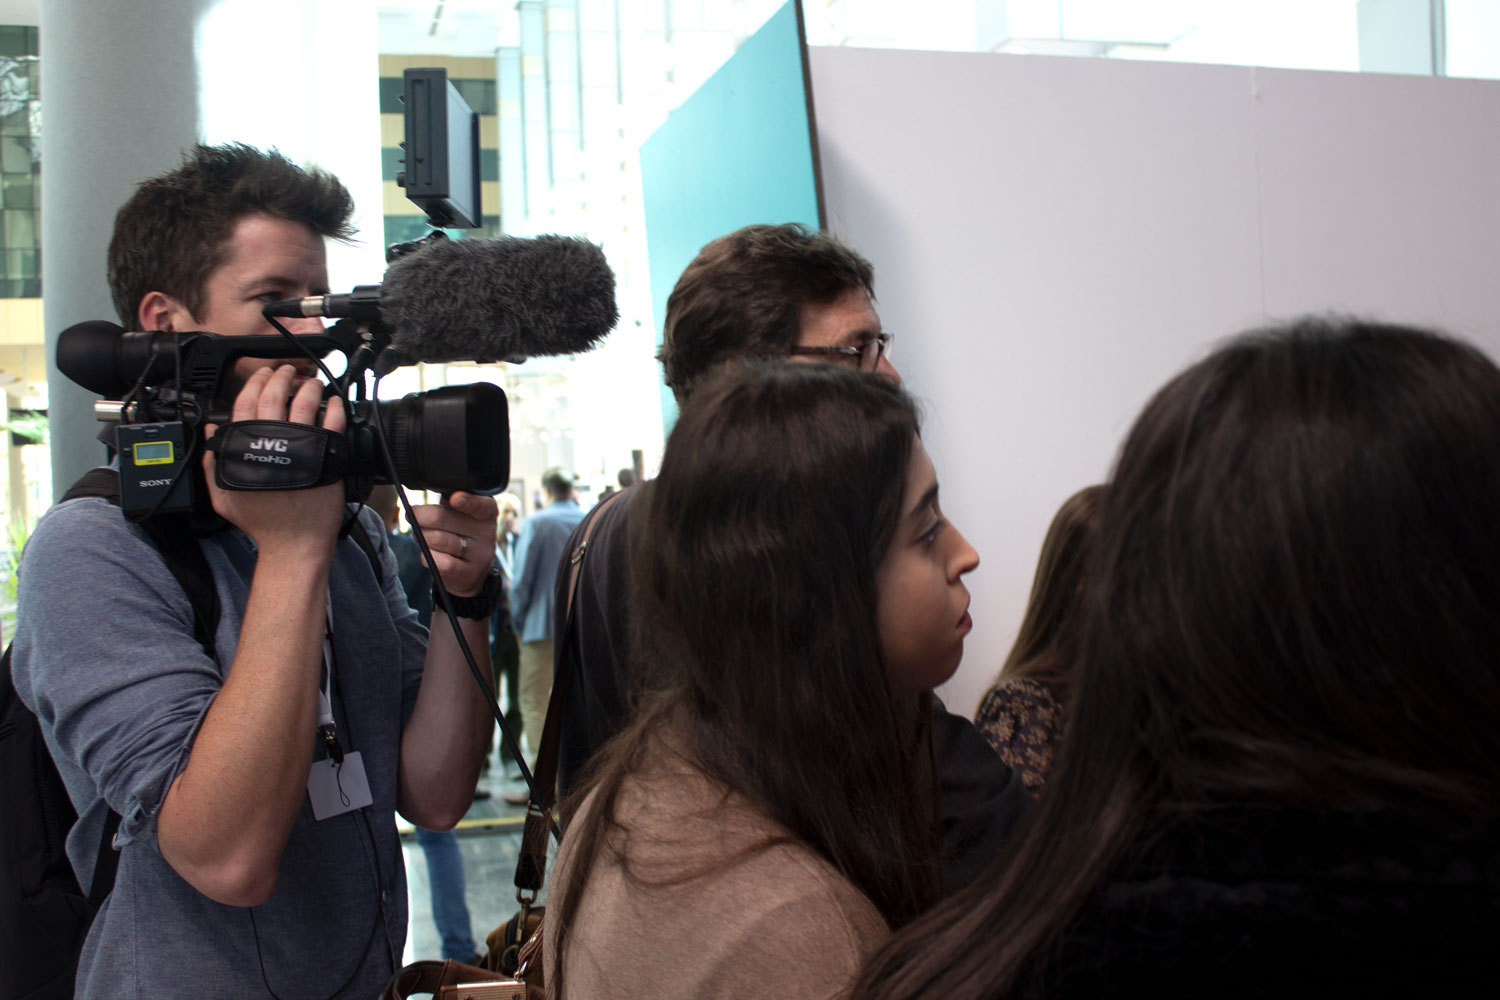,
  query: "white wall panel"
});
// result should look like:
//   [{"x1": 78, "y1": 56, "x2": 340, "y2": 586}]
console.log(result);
[{"x1": 809, "y1": 46, "x2": 1500, "y2": 716}]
